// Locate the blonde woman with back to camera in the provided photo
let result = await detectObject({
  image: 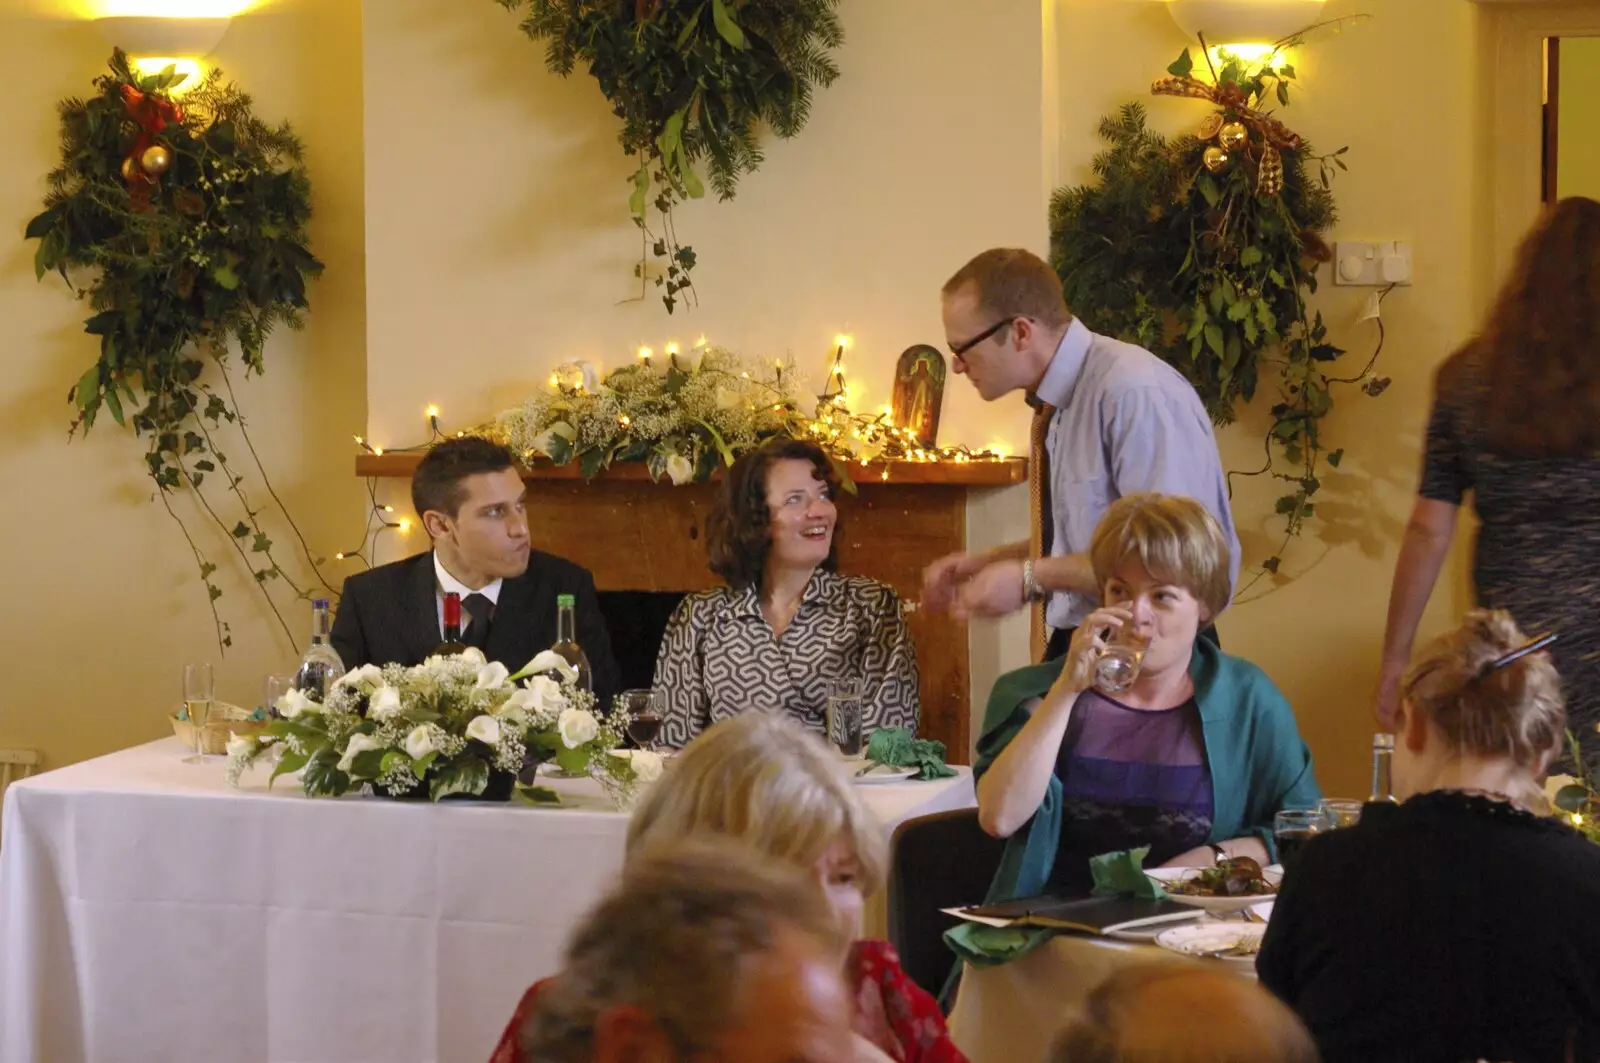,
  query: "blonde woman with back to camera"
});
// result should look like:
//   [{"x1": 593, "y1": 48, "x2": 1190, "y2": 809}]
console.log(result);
[
  {"x1": 1259, "y1": 610, "x2": 1600, "y2": 1062},
  {"x1": 489, "y1": 711, "x2": 968, "y2": 1063}
]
